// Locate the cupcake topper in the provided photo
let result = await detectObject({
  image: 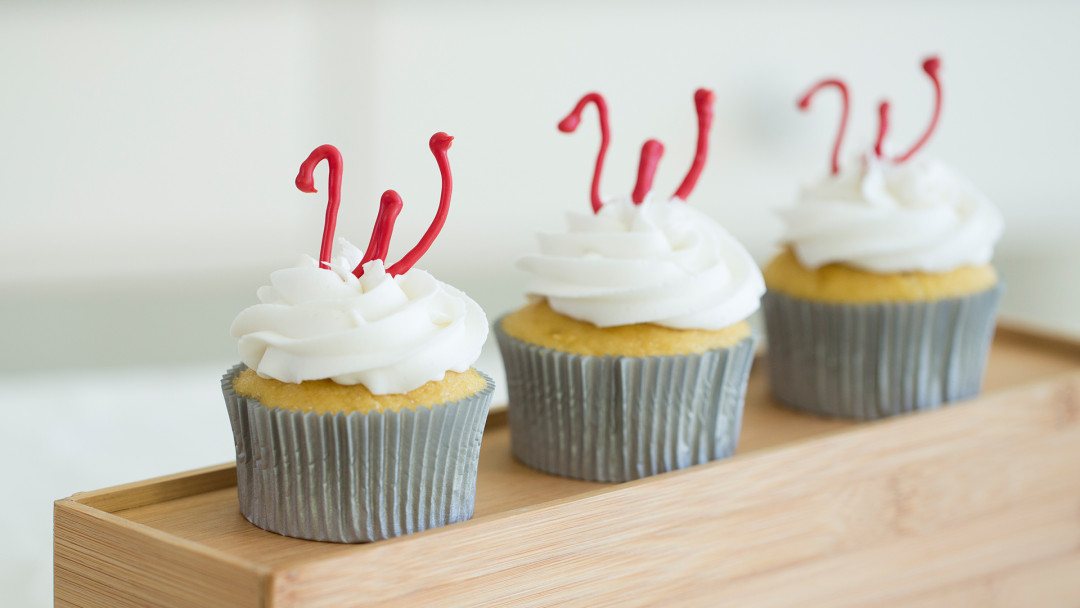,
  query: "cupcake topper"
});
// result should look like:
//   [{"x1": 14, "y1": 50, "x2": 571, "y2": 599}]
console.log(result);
[
  {"x1": 797, "y1": 79, "x2": 850, "y2": 175},
  {"x1": 294, "y1": 132, "x2": 454, "y2": 278},
  {"x1": 874, "y1": 101, "x2": 891, "y2": 158},
  {"x1": 672, "y1": 88, "x2": 716, "y2": 201},
  {"x1": 385, "y1": 133, "x2": 454, "y2": 276},
  {"x1": 295, "y1": 145, "x2": 344, "y2": 269},
  {"x1": 357, "y1": 190, "x2": 403, "y2": 269},
  {"x1": 559, "y1": 89, "x2": 715, "y2": 213},
  {"x1": 890, "y1": 57, "x2": 943, "y2": 163},
  {"x1": 558, "y1": 93, "x2": 610, "y2": 213},
  {"x1": 632, "y1": 140, "x2": 665, "y2": 204},
  {"x1": 799, "y1": 56, "x2": 943, "y2": 173}
]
